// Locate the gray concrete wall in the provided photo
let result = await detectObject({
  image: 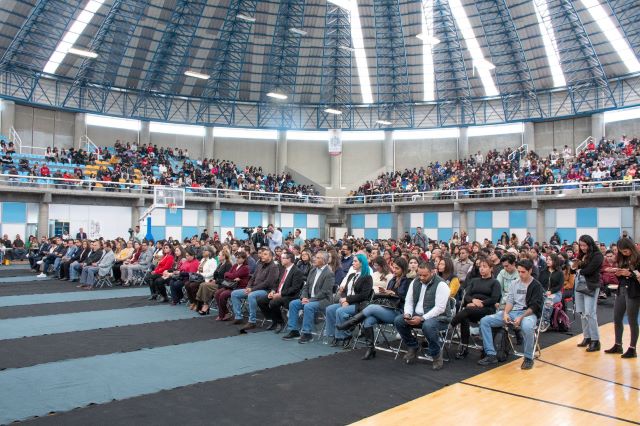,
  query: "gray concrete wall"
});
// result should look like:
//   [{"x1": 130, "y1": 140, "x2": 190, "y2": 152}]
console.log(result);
[
  {"x1": 14, "y1": 105, "x2": 74, "y2": 151},
  {"x1": 86, "y1": 125, "x2": 138, "y2": 147},
  {"x1": 606, "y1": 118, "x2": 640, "y2": 139},
  {"x1": 533, "y1": 116, "x2": 591, "y2": 156},
  {"x1": 341, "y1": 139, "x2": 383, "y2": 186},
  {"x1": 151, "y1": 133, "x2": 204, "y2": 159},
  {"x1": 287, "y1": 138, "x2": 330, "y2": 185},
  {"x1": 395, "y1": 138, "x2": 457, "y2": 169},
  {"x1": 213, "y1": 137, "x2": 277, "y2": 173},
  {"x1": 468, "y1": 133, "x2": 522, "y2": 157}
]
